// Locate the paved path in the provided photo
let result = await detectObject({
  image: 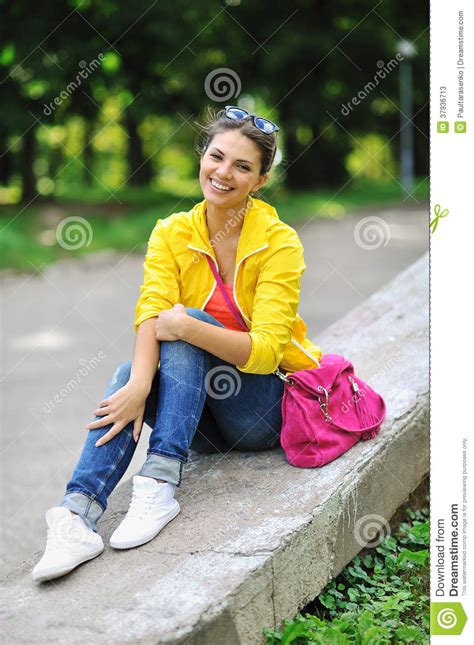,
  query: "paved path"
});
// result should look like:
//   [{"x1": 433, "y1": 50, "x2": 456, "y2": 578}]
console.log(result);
[{"x1": 0, "y1": 203, "x2": 428, "y2": 574}]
